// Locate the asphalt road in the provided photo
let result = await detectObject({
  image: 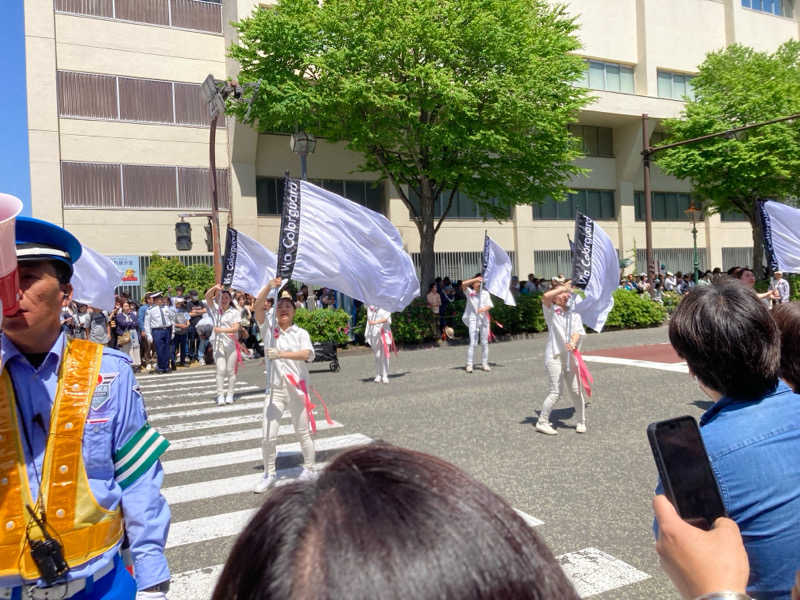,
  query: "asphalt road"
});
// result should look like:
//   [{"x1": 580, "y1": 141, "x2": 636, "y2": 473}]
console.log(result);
[{"x1": 145, "y1": 324, "x2": 706, "y2": 599}]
